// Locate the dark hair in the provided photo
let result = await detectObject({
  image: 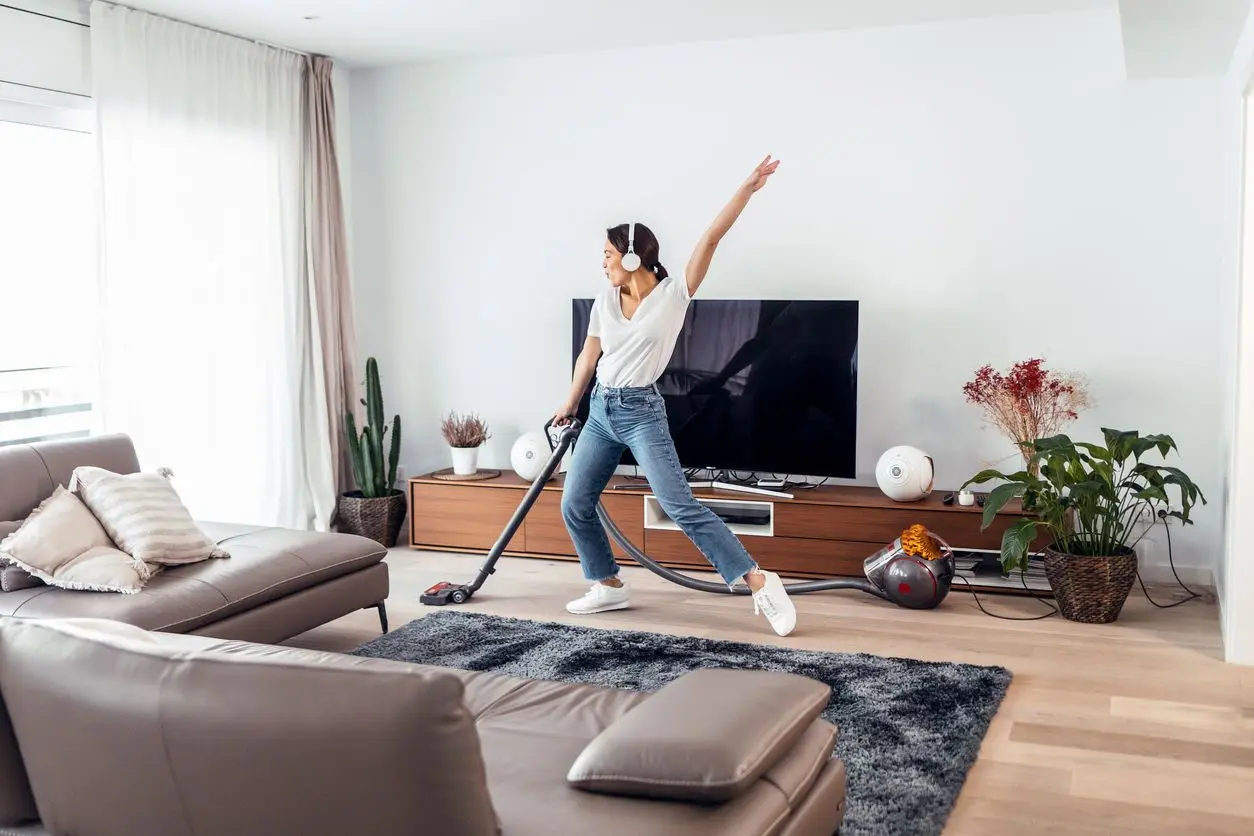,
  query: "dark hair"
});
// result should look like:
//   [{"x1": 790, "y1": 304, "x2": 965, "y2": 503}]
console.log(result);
[{"x1": 607, "y1": 222, "x2": 669, "y2": 280}]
